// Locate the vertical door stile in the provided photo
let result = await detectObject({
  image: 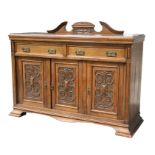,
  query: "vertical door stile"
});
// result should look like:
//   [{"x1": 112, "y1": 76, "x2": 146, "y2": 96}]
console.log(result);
[
  {"x1": 43, "y1": 59, "x2": 51, "y2": 109},
  {"x1": 51, "y1": 59, "x2": 55, "y2": 109}
]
